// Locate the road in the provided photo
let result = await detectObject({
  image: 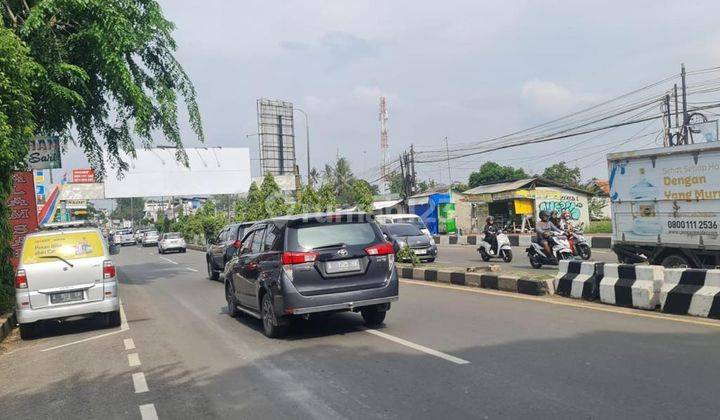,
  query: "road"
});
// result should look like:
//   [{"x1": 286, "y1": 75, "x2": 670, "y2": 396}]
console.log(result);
[
  {"x1": 2, "y1": 245, "x2": 720, "y2": 419},
  {"x1": 433, "y1": 245, "x2": 618, "y2": 276}
]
